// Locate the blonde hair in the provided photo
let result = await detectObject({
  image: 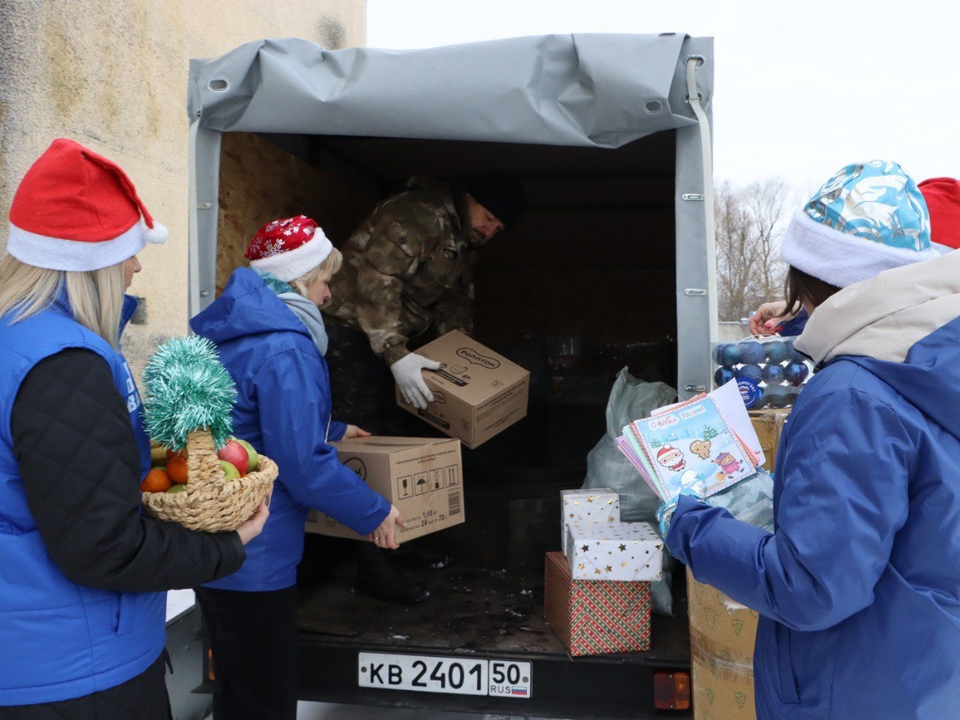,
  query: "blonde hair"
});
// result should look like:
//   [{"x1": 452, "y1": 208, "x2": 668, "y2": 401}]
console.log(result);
[
  {"x1": 0, "y1": 254, "x2": 126, "y2": 349},
  {"x1": 290, "y1": 247, "x2": 343, "y2": 298}
]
